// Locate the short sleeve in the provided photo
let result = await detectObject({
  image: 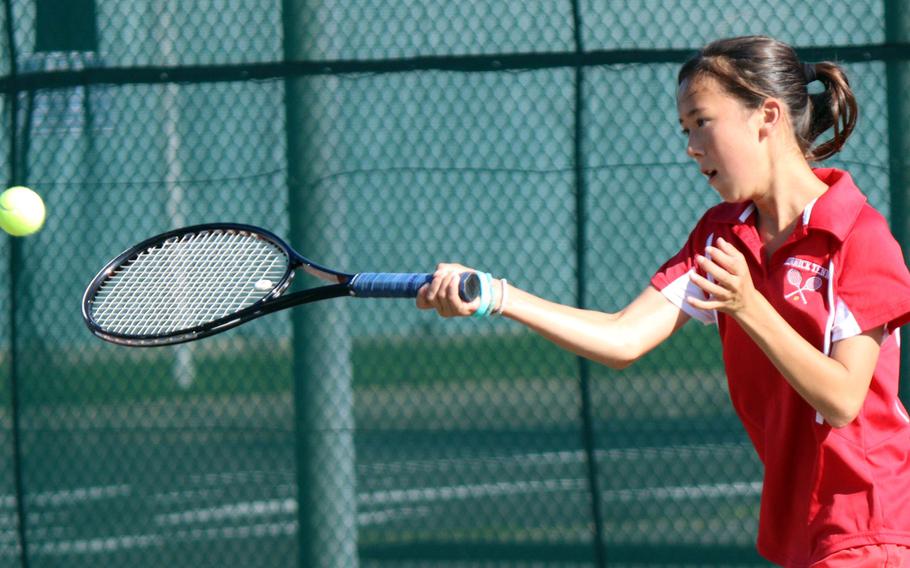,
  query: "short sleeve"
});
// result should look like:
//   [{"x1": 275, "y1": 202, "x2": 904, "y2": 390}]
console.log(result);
[
  {"x1": 834, "y1": 208, "x2": 910, "y2": 334},
  {"x1": 650, "y1": 214, "x2": 717, "y2": 326}
]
